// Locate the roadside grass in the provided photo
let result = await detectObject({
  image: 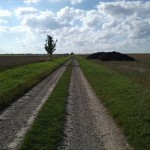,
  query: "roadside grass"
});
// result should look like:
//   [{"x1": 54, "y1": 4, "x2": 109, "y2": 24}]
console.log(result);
[
  {"x1": 20, "y1": 64, "x2": 72, "y2": 150},
  {"x1": 77, "y1": 56, "x2": 150, "y2": 150},
  {"x1": 0, "y1": 56, "x2": 70, "y2": 111}
]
